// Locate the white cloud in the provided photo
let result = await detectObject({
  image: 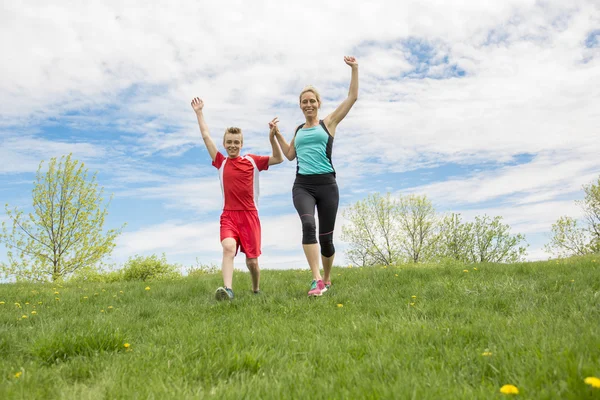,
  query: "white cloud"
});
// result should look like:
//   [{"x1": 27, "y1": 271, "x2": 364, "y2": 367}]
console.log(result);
[
  {"x1": 402, "y1": 151, "x2": 600, "y2": 206},
  {"x1": 113, "y1": 219, "x2": 220, "y2": 261},
  {"x1": 0, "y1": 135, "x2": 106, "y2": 174}
]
